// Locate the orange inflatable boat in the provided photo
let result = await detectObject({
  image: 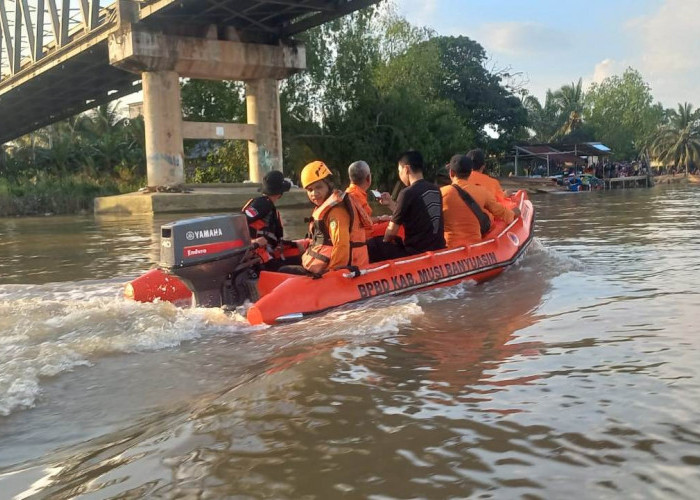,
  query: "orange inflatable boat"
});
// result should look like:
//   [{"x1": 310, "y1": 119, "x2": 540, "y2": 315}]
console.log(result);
[{"x1": 125, "y1": 190, "x2": 534, "y2": 325}]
